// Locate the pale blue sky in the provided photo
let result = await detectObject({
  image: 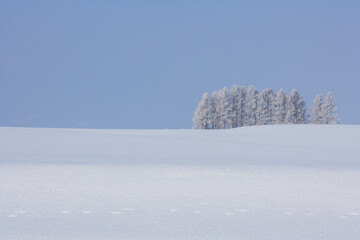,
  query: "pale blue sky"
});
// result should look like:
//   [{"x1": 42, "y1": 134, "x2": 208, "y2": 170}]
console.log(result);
[{"x1": 1, "y1": 0, "x2": 359, "y2": 129}]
